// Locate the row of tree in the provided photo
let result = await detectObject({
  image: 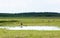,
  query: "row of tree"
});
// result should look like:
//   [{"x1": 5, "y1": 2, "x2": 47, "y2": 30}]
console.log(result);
[{"x1": 0, "y1": 12, "x2": 60, "y2": 17}]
